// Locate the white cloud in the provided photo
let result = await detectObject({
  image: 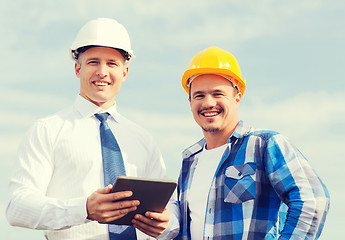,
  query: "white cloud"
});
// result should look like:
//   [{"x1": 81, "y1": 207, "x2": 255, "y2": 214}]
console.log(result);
[
  {"x1": 240, "y1": 89, "x2": 345, "y2": 168},
  {"x1": 0, "y1": 87, "x2": 72, "y2": 115},
  {"x1": 1, "y1": 1, "x2": 344, "y2": 238},
  {"x1": 241, "y1": 90, "x2": 345, "y2": 132},
  {"x1": 115, "y1": 0, "x2": 327, "y2": 50}
]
